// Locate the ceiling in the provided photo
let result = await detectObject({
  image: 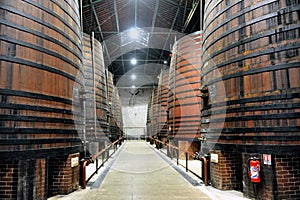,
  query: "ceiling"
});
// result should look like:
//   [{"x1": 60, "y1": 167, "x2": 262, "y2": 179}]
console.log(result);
[{"x1": 81, "y1": 0, "x2": 203, "y2": 104}]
